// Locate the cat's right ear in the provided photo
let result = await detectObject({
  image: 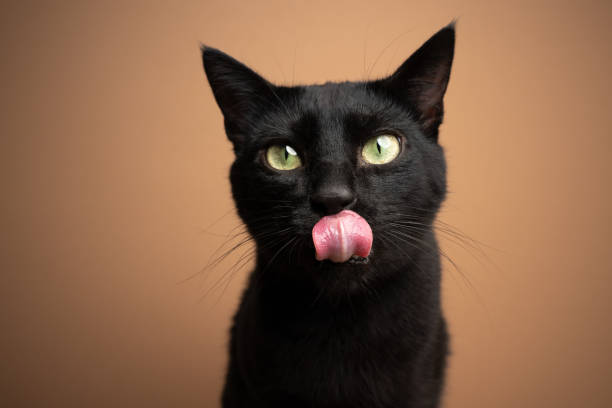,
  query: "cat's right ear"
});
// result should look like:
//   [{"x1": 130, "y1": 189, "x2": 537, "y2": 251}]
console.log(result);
[{"x1": 201, "y1": 46, "x2": 275, "y2": 145}]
